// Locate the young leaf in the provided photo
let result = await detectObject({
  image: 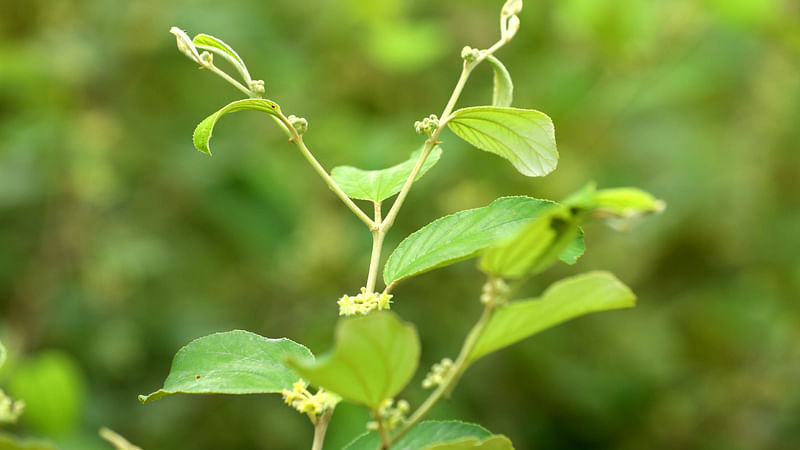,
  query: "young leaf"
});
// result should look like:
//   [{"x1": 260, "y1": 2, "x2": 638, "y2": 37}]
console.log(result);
[
  {"x1": 480, "y1": 205, "x2": 581, "y2": 279},
  {"x1": 343, "y1": 420, "x2": 492, "y2": 450},
  {"x1": 138, "y1": 330, "x2": 312, "y2": 403},
  {"x1": 447, "y1": 106, "x2": 557, "y2": 177},
  {"x1": 331, "y1": 146, "x2": 442, "y2": 202},
  {"x1": 425, "y1": 435, "x2": 514, "y2": 450},
  {"x1": 384, "y1": 197, "x2": 582, "y2": 285},
  {"x1": 287, "y1": 312, "x2": 419, "y2": 409},
  {"x1": 594, "y1": 187, "x2": 666, "y2": 217},
  {"x1": 468, "y1": 271, "x2": 636, "y2": 362},
  {"x1": 193, "y1": 99, "x2": 283, "y2": 155},
  {"x1": 193, "y1": 33, "x2": 251, "y2": 83},
  {"x1": 486, "y1": 55, "x2": 513, "y2": 107}
]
